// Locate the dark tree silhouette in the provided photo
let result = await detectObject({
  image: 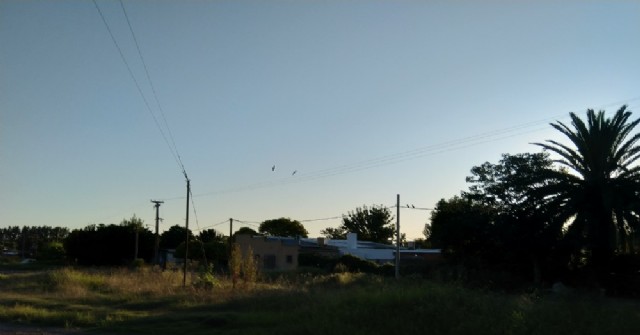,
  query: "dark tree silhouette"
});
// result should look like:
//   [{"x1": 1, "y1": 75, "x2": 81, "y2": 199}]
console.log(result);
[
  {"x1": 233, "y1": 227, "x2": 258, "y2": 237},
  {"x1": 198, "y1": 229, "x2": 226, "y2": 243},
  {"x1": 464, "y1": 152, "x2": 565, "y2": 284},
  {"x1": 535, "y1": 105, "x2": 640, "y2": 280},
  {"x1": 64, "y1": 223, "x2": 154, "y2": 266},
  {"x1": 160, "y1": 225, "x2": 194, "y2": 249},
  {"x1": 323, "y1": 205, "x2": 395, "y2": 244},
  {"x1": 259, "y1": 218, "x2": 308, "y2": 237}
]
